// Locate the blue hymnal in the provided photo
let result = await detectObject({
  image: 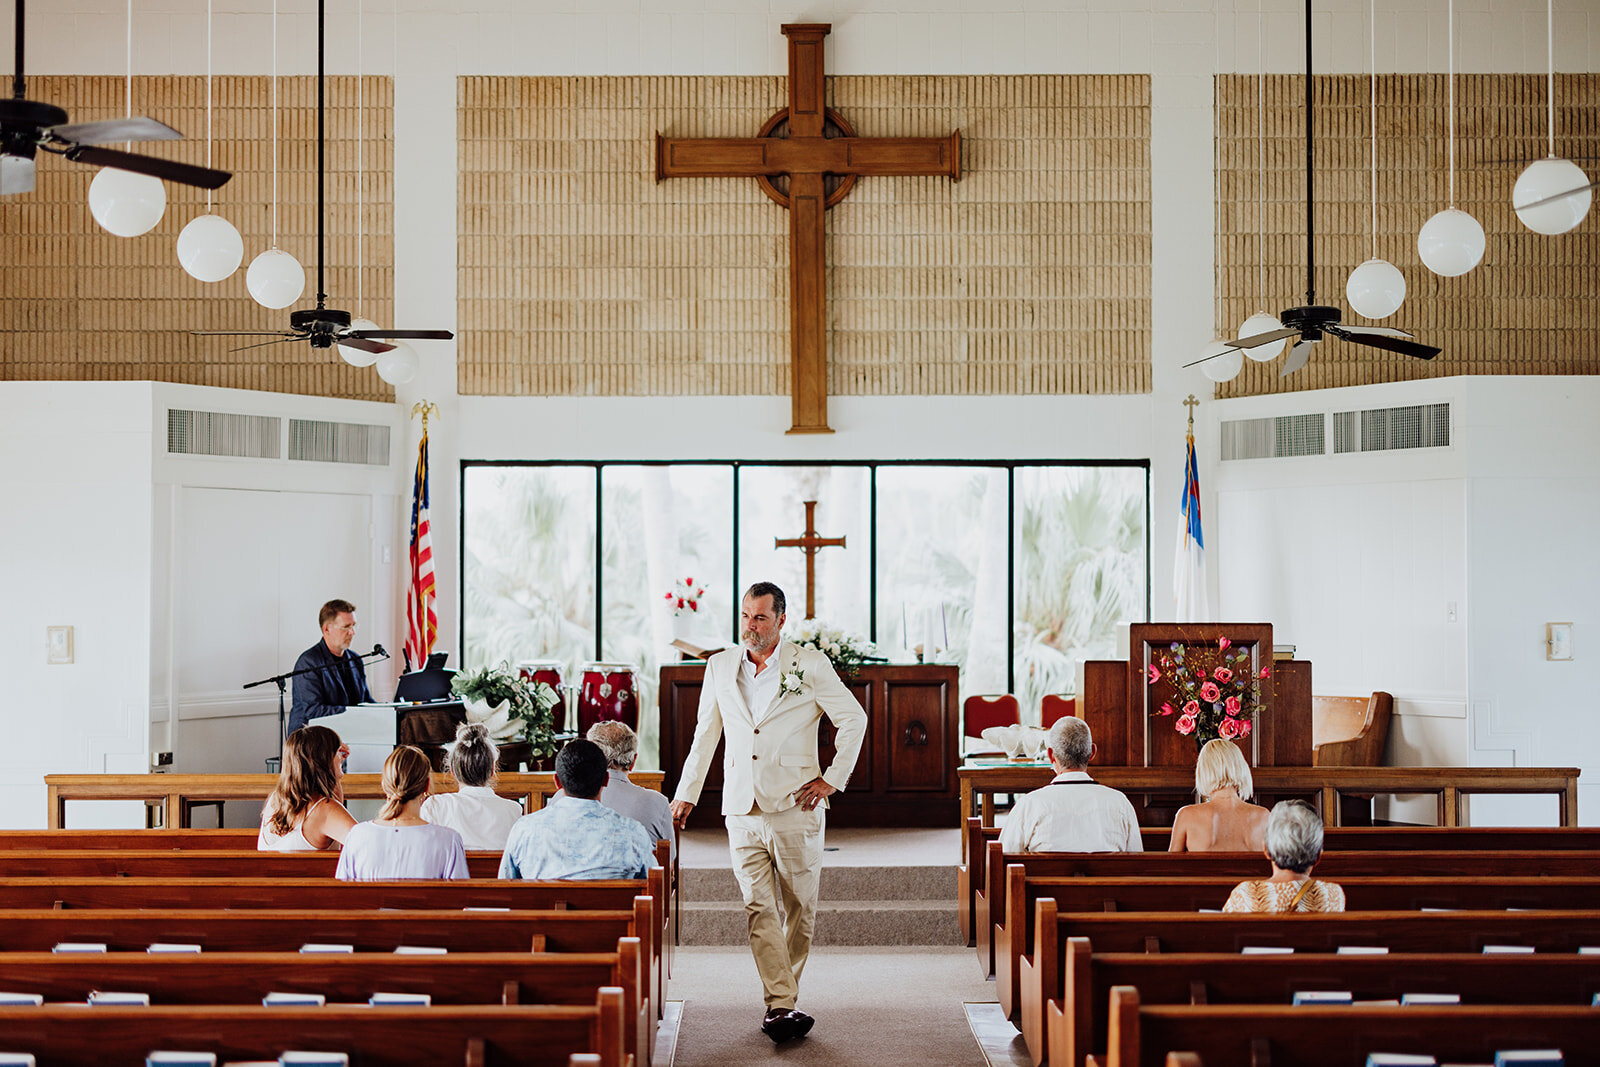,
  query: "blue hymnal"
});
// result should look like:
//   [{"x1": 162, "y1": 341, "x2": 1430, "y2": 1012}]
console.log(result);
[
  {"x1": 0, "y1": 1055, "x2": 37, "y2": 1066},
  {"x1": 278, "y1": 1054, "x2": 349, "y2": 1066},
  {"x1": 1364, "y1": 1055, "x2": 1436, "y2": 1067},
  {"x1": 144, "y1": 1054, "x2": 217, "y2": 1067},
  {"x1": 1293, "y1": 990, "x2": 1353, "y2": 1005},
  {"x1": 368, "y1": 992, "x2": 431, "y2": 1006},
  {"x1": 1401, "y1": 992, "x2": 1461, "y2": 1006},
  {"x1": 0, "y1": 993, "x2": 42, "y2": 1006},
  {"x1": 1493, "y1": 1053, "x2": 1563, "y2": 1066}
]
